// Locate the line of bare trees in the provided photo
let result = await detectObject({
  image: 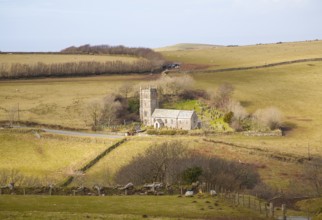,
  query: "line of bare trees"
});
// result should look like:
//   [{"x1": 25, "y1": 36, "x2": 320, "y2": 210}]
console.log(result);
[
  {"x1": 84, "y1": 92, "x2": 140, "y2": 131},
  {"x1": 0, "y1": 60, "x2": 158, "y2": 79},
  {"x1": 60, "y1": 44, "x2": 165, "y2": 64}
]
